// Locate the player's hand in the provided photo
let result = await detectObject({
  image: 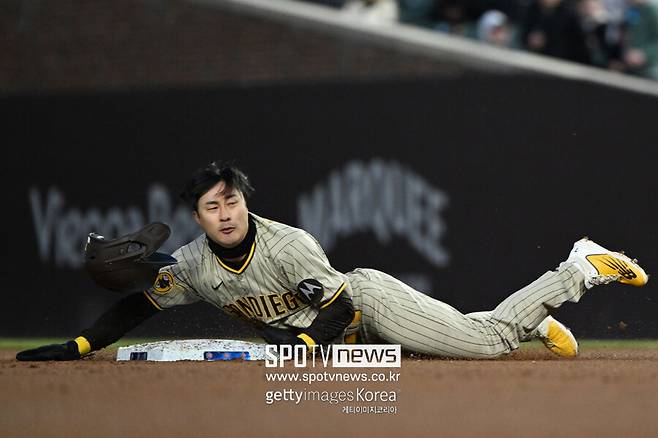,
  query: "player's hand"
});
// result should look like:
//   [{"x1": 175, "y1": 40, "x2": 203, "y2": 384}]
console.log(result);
[{"x1": 16, "y1": 341, "x2": 82, "y2": 361}]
